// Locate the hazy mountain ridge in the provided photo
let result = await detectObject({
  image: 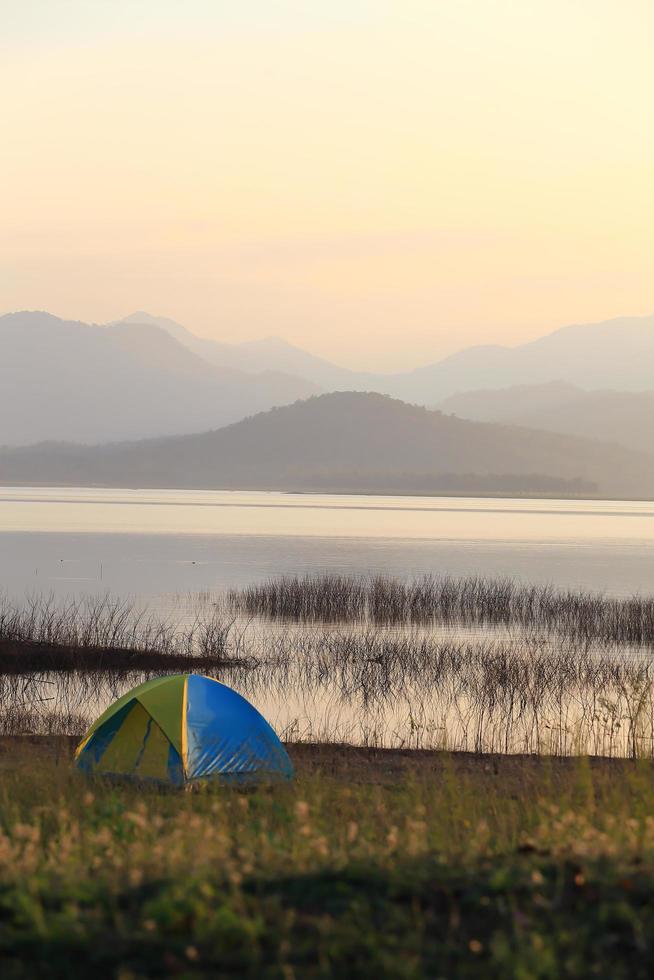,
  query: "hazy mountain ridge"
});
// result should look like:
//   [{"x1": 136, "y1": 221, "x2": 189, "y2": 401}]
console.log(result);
[
  {"x1": 387, "y1": 315, "x2": 654, "y2": 403},
  {"x1": 5, "y1": 307, "x2": 654, "y2": 454},
  {"x1": 2, "y1": 392, "x2": 654, "y2": 498},
  {"x1": 438, "y1": 383, "x2": 654, "y2": 456},
  {"x1": 116, "y1": 312, "x2": 378, "y2": 390},
  {"x1": 115, "y1": 311, "x2": 654, "y2": 405},
  {"x1": 439, "y1": 381, "x2": 583, "y2": 422},
  {"x1": 0, "y1": 311, "x2": 318, "y2": 446}
]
